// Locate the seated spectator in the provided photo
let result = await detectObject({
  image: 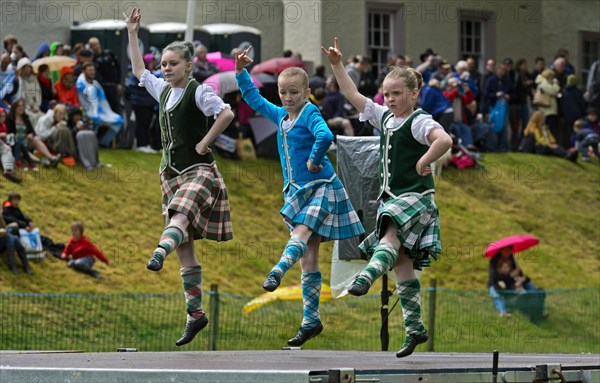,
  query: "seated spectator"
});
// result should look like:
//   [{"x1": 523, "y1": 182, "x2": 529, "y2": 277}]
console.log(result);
[
  {"x1": 72, "y1": 49, "x2": 94, "y2": 79},
  {"x1": 76, "y1": 62, "x2": 123, "y2": 147},
  {"x1": 54, "y1": 66, "x2": 79, "y2": 107},
  {"x1": 37, "y1": 64, "x2": 55, "y2": 112},
  {"x1": 0, "y1": 52, "x2": 16, "y2": 110},
  {"x1": 523, "y1": 110, "x2": 578, "y2": 161},
  {"x1": 573, "y1": 119, "x2": 600, "y2": 161},
  {"x1": 488, "y1": 246, "x2": 538, "y2": 317},
  {"x1": 0, "y1": 107, "x2": 21, "y2": 183},
  {"x1": 61, "y1": 221, "x2": 109, "y2": 279},
  {"x1": 67, "y1": 108, "x2": 102, "y2": 171},
  {"x1": 583, "y1": 107, "x2": 600, "y2": 134},
  {"x1": 321, "y1": 77, "x2": 354, "y2": 137},
  {"x1": 0, "y1": 203, "x2": 30, "y2": 274},
  {"x1": 2, "y1": 192, "x2": 34, "y2": 231},
  {"x1": 6, "y1": 99, "x2": 61, "y2": 170},
  {"x1": 35, "y1": 103, "x2": 77, "y2": 158},
  {"x1": 127, "y1": 53, "x2": 159, "y2": 153}
]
